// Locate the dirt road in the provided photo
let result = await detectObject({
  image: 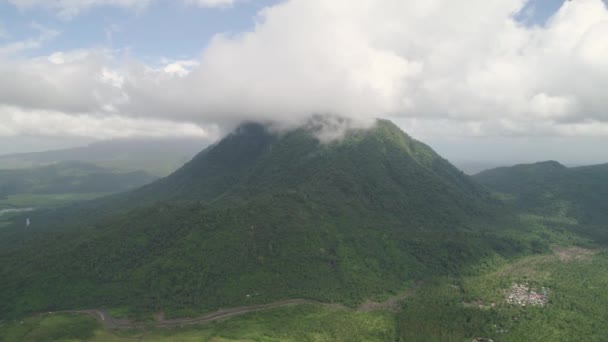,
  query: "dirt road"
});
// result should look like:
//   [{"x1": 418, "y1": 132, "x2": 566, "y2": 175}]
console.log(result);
[
  {"x1": 41, "y1": 282, "x2": 421, "y2": 330},
  {"x1": 59, "y1": 299, "x2": 341, "y2": 330}
]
